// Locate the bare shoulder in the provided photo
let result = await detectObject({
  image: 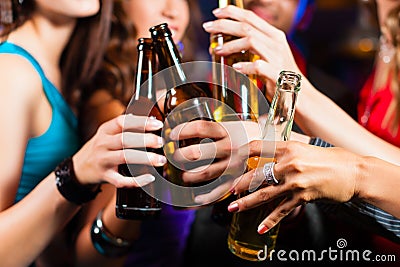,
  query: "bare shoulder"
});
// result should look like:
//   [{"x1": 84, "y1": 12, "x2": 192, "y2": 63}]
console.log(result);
[{"x1": 0, "y1": 53, "x2": 43, "y2": 103}]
